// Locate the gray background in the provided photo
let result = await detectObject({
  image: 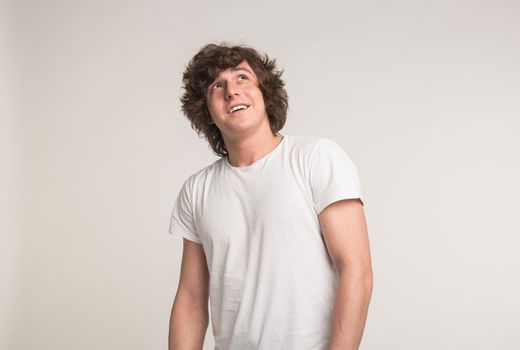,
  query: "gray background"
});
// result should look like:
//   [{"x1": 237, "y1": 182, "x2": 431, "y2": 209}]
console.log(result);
[{"x1": 2, "y1": 0, "x2": 519, "y2": 349}]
